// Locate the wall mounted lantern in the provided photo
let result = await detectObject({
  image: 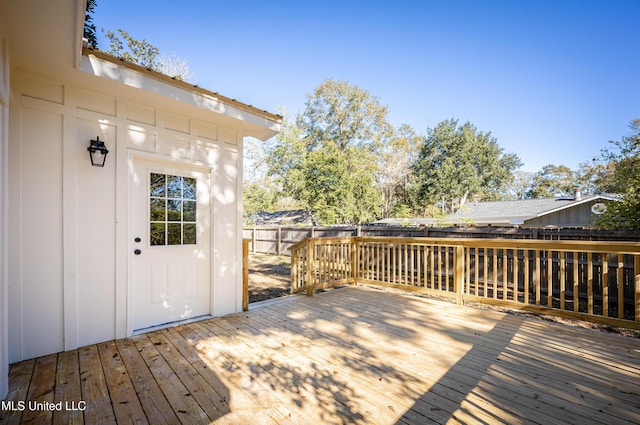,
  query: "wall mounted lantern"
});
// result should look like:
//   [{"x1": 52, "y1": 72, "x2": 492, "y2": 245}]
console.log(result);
[{"x1": 87, "y1": 136, "x2": 109, "y2": 167}]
